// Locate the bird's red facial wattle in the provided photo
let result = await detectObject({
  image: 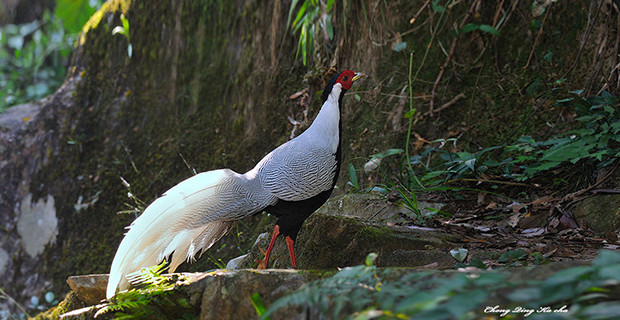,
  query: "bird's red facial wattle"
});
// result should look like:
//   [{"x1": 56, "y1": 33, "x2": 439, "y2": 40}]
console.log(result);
[{"x1": 336, "y1": 70, "x2": 365, "y2": 90}]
